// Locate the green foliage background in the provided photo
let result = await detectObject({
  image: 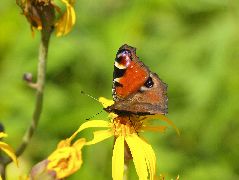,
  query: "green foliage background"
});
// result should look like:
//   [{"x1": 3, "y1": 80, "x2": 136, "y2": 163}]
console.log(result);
[{"x1": 1, "y1": 0, "x2": 239, "y2": 179}]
